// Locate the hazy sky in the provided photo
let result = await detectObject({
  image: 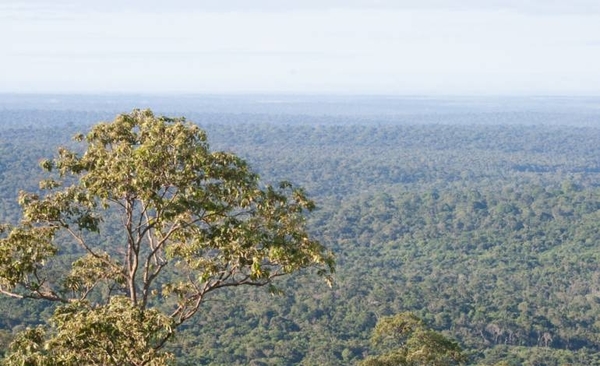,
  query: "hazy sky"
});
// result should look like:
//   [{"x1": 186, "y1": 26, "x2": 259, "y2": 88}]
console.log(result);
[{"x1": 2, "y1": 0, "x2": 600, "y2": 95}]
